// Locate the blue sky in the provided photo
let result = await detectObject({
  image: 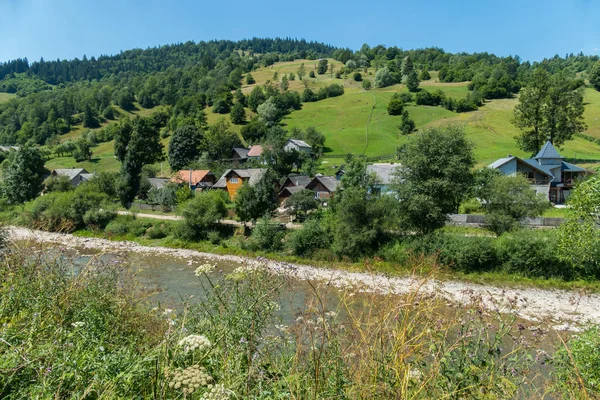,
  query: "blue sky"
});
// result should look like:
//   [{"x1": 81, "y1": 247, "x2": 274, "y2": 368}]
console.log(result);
[{"x1": 0, "y1": 0, "x2": 599, "y2": 63}]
